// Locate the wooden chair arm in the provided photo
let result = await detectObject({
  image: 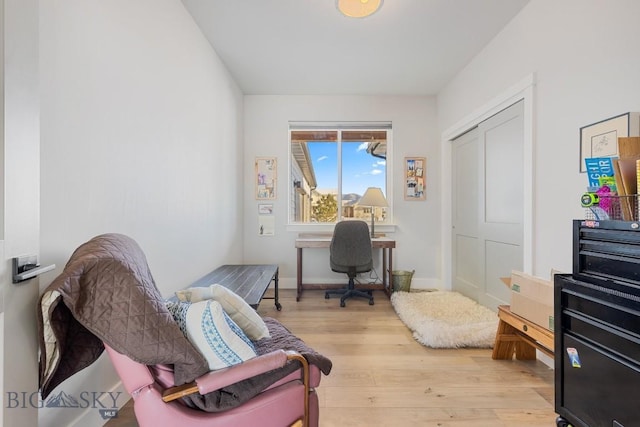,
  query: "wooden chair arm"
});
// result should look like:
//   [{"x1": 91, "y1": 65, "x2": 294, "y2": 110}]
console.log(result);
[
  {"x1": 162, "y1": 350, "x2": 310, "y2": 427},
  {"x1": 162, "y1": 349, "x2": 303, "y2": 401}
]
